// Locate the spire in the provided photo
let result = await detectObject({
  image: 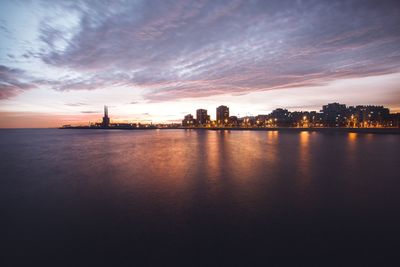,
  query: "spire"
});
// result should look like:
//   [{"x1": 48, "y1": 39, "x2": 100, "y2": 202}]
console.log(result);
[
  {"x1": 104, "y1": 105, "x2": 108, "y2": 118},
  {"x1": 102, "y1": 105, "x2": 110, "y2": 127}
]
